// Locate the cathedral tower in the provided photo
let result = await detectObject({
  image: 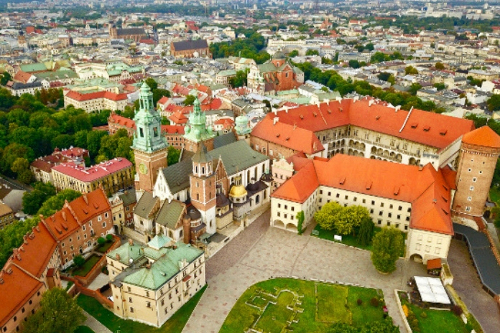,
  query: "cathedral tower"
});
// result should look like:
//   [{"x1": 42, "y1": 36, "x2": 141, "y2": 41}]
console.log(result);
[
  {"x1": 452, "y1": 126, "x2": 500, "y2": 229},
  {"x1": 183, "y1": 97, "x2": 216, "y2": 153},
  {"x1": 132, "y1": 82, "x2": 168, "y2": 194},
  {"x1": 189, "y1": 143, "x2": 216, "y2": 234}
]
